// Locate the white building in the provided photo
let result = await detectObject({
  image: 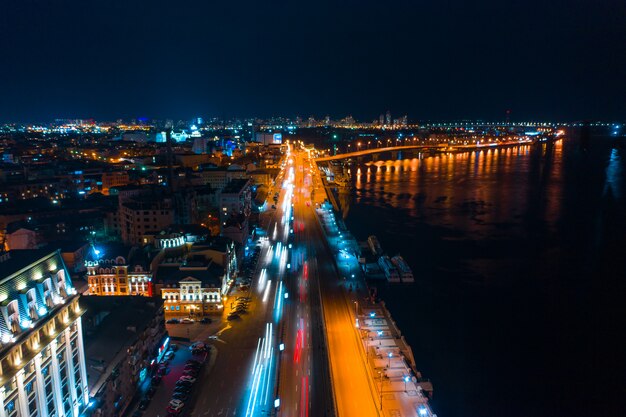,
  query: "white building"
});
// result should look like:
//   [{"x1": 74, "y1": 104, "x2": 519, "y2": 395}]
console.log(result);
[{"x1": 0, "y1": 249, "x2": 89, "y2": 417}]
